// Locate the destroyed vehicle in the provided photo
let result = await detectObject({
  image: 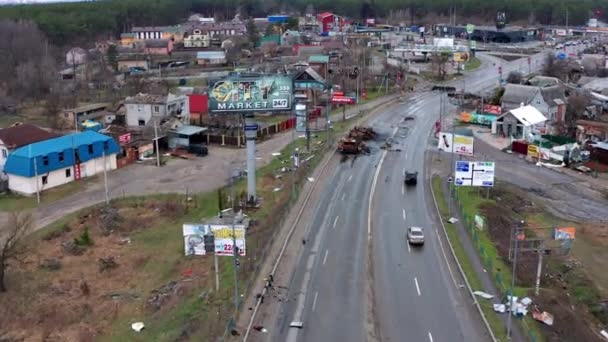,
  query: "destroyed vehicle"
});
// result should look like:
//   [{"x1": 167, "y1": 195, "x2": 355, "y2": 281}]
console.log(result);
[
  {"x1": 404, "y1": 171, "x2": 418, "y2": 186},
  {"x1": 338, "y1": 138, "x2": 369, "y2": 154}
]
